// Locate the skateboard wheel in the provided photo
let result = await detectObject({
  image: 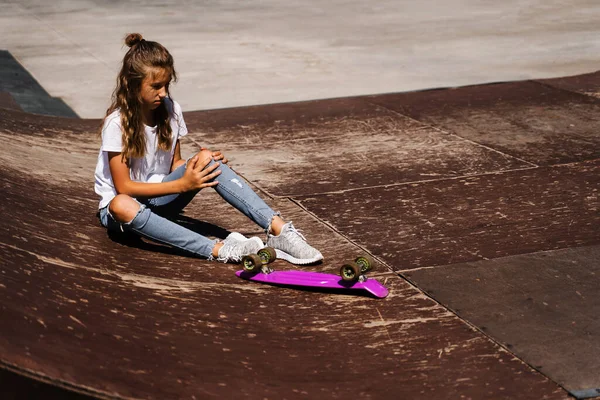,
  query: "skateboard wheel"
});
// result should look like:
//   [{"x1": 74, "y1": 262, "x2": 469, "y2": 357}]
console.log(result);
[
  {"x1": 340, "y1": 262, "x2": 361, "y2": 282},
  {"x1": 355, "y1": 255, "x2": 375, "y2": 273},
  {"x1": 242, "y1": 254, "x2": 263, "y2": 273},
  {"x1": 257, "y1": 247, "x2": 277, "y2": 264}
]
